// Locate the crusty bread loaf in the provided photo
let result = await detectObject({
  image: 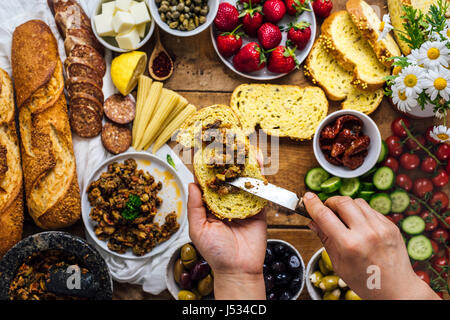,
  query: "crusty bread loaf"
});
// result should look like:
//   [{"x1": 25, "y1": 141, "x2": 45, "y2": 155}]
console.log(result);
[
  {"x1": 0, "y1": 69, "x2": 24, "y2": 256},
  {"x1": 230, "y1": 84, "x2": 328, "y2": 140},
  {"x1": 347, "y1": 0, "x2": 401, "y2": 67},
  {"x1": 304, "y1": 39, "x2": 384, "y2": 114},
  {"x1": 388, "y1": 0, "x2": 439, "y2": 55},
  {"x1": 320, "y1": 11, "x2": 390, "y2": 90},
  {"x1": 12, "y1": 20, "x2": 81, "y2": 229}
]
